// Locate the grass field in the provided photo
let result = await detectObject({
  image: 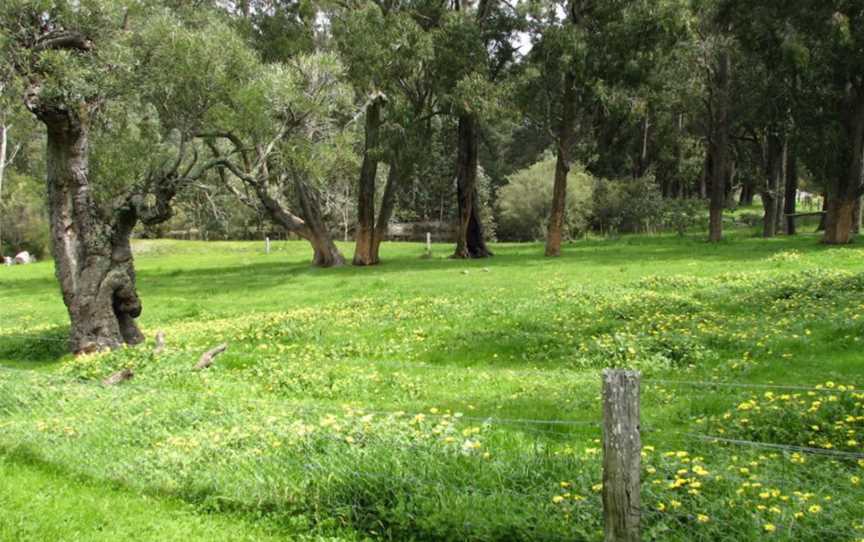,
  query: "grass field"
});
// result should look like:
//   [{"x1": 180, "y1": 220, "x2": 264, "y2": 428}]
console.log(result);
[{"x1": 1, "y1": 228, "x2": 863, "y2": 541}]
